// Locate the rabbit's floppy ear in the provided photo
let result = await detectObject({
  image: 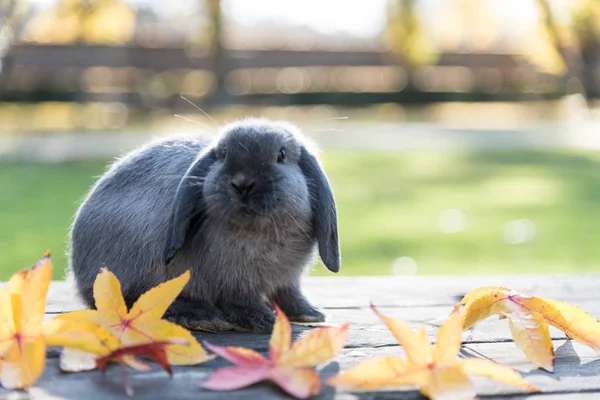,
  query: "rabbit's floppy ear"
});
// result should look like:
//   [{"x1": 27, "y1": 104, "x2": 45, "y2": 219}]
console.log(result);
[
  {"x1": 299, "y1": 146, "x2": 341, "y2": 273},
  {"x1": 163, "y1": 148, "x2": 217, "y2": 264}
]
